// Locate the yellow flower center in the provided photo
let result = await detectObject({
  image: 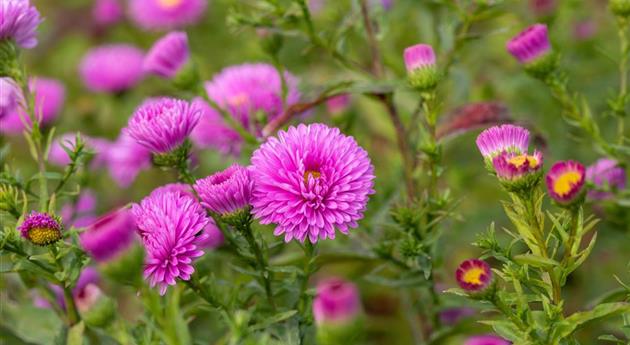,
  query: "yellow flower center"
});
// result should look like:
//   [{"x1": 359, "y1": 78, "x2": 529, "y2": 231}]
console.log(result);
[
  {"x1": 28, "y1": 227, "x2": 61, "y2": 246},
  {"x1": 304, "y1": 170, "x2": 321, "y2": 183},
  {"x1": 462, "y1": 267, "x2": 485, "y2": 285},
  {"x1": 553, "y1": 171, "x2": 582, "y2": 196},
  {"x1": 508, "y1": 154, "x2": 538, "y2": 168},
  {"x1": 157, "y1": 0, "x2": 183, "y2": 9},
  {"x1": 227, "y1": 93, "x2": 249, "y2": 108}
]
